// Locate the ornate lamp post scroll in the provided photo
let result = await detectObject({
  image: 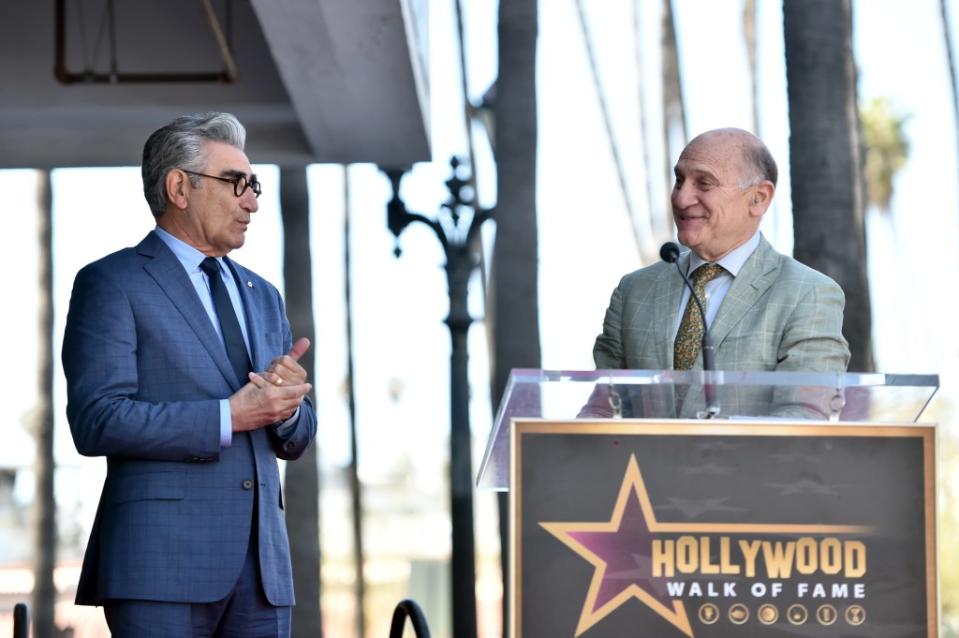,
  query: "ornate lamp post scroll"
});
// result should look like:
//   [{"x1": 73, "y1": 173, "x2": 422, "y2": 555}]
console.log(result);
[{"x1": 382, "y1": 157, "x2": 490, "y2": 638}]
